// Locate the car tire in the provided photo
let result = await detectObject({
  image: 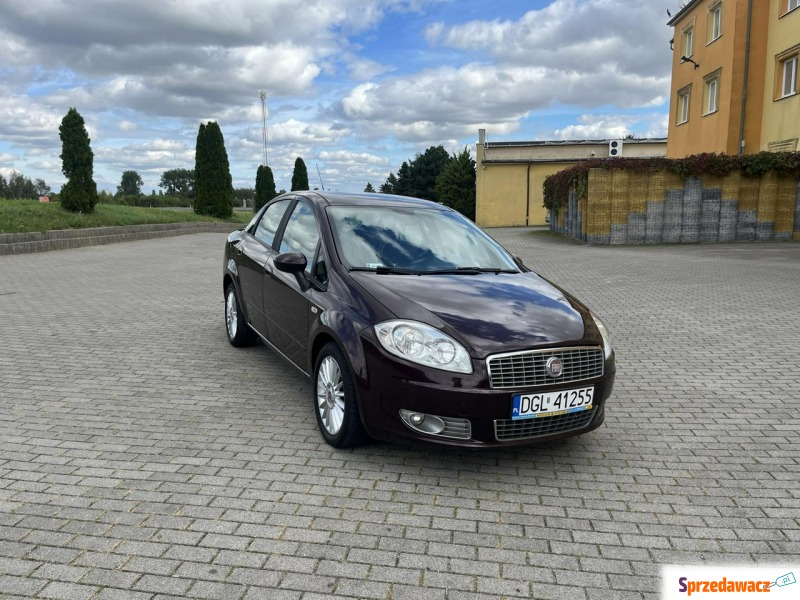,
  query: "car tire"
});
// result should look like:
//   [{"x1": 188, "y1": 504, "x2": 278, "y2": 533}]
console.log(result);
[
  {"x1": 225, "y1": 283, "x2": 256, "y2": 347},
  {"x1": 314, "y1": 343, "x2": 369, "y2": 448}
]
